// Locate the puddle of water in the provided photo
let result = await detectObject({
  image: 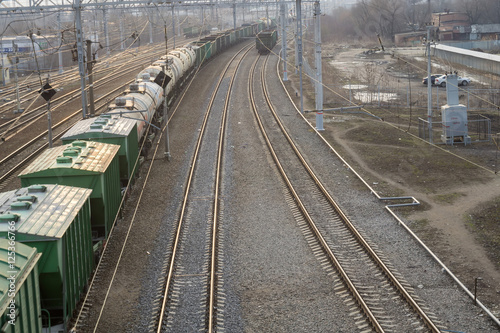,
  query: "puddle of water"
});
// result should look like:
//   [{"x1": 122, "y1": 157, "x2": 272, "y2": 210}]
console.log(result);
[
  {"x1": 353, "y1": 91, "x2": 398, "y2": 103},
  {"x1": 342, "y1": 84, "x2": 368, "y2": 90}
]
